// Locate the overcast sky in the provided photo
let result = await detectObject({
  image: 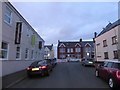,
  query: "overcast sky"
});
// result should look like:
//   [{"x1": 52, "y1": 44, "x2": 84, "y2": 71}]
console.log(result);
[{"x1": 11, "y1": 2, "x2": 118, "y2": 45}]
